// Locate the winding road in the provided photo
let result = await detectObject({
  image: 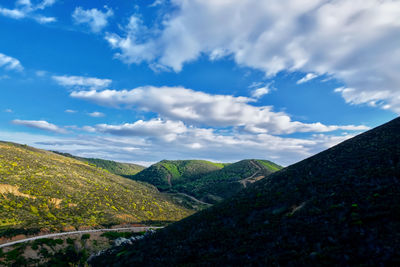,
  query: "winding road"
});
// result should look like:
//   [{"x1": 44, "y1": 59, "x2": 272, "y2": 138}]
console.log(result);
[{"x1": 0, "y1": 226, "x2": 160, "y2": 249}]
